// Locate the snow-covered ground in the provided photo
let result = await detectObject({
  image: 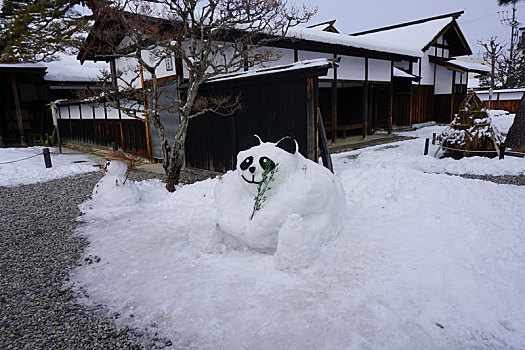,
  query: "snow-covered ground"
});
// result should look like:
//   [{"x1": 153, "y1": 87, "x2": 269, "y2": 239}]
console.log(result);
[
  {"x1": 72, "y1": 126, "x2": 525, "y2": 349},
  {"x1": 0, "y1": 147, "x2": 97, "y2": 187}
]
